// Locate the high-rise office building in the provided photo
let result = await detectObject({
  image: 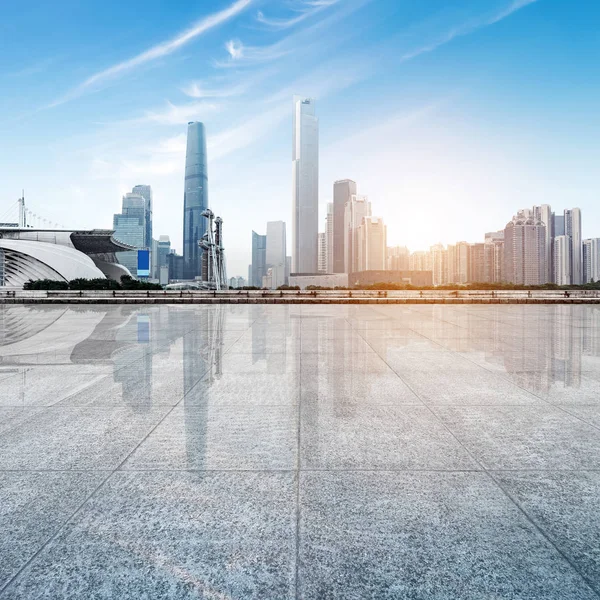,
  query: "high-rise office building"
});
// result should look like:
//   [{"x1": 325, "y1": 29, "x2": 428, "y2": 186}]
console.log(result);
[
  {"x1": 292, "y1": 96, "x2": 318, "y2": 273},
  {"x1": 266, "y1": 221, "x2": 287, "y2": 289},
  {"x1": 583, "y1": 238, "x2": 600, "y2": 283},
  {"x1": 132, "y1": 185, "x2": 153, "y2": 251},
  {"x1": 447, "y1": 242, "x2": 469, "y2": 284},
  {"x1": 333, "y1": 180, "x2": 356, "y2": 273},
  {"x1": 554, "y1": 235, "x2": 571, "y2": 285},
  {"x1": 251, "y1": 231, "x2": 267, "y2": 287},
  {"x1": 325, "y1": 202, "x2": 334, "y2": 273},
  {"x1": 504, "y1": 211, "x2": 547, "y2": 285},
  {"x1": 344, "y1": 194, "x2": 371, "y2": 274},
  {"x1": 318, "y1": 232, "x2": 327, "y2": 273},
  {"x1": 565, "y1": 208, "x2": 582, "y2": 284},
  {"x1": 357, "y1": 216, "x2": 387, "y2": 272},
  {"x1": 113, "y1": 192, "x2": 148, "y2": 276},
  {"x1": 183, "y1": 121, "x2": 208, "y2": 280}
]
